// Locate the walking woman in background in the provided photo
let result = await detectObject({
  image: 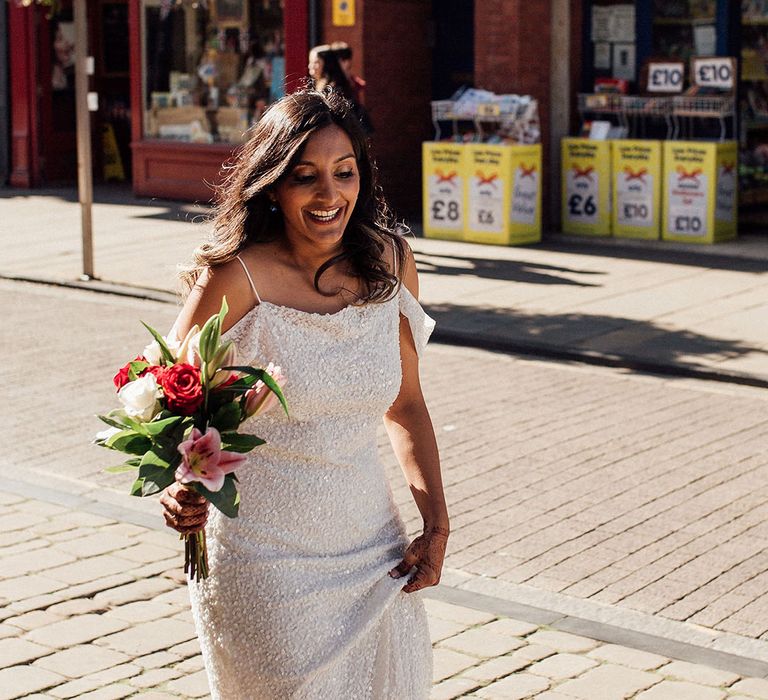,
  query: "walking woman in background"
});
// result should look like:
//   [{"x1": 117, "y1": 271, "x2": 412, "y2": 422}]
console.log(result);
[{"x1": 159, "y1": 88, "x2": 449, "y2": 698}]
